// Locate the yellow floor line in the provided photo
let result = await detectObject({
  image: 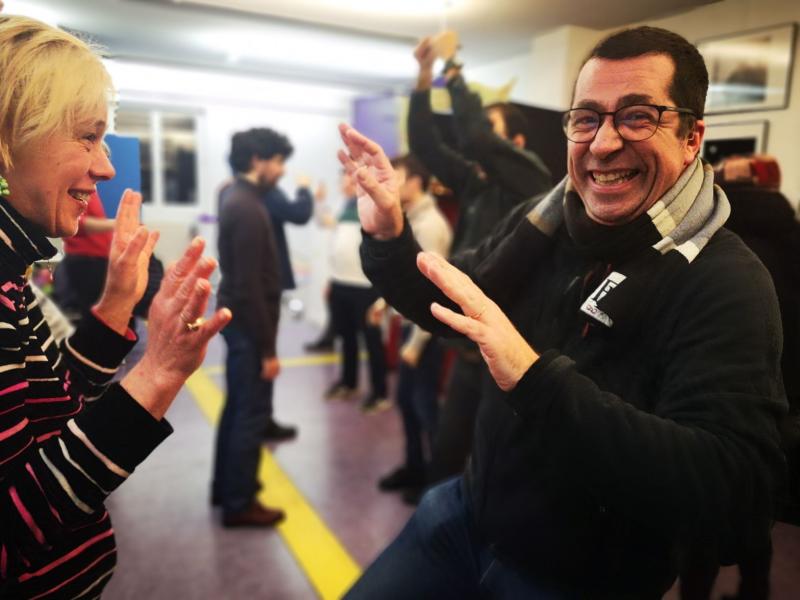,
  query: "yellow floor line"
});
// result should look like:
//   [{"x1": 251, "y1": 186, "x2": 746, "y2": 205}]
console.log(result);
[
  {"x1": 185, "y1": 368, "x2": 362, "y2": 600},
  {"x1": 205, "y1": 351, "x2": 368, "y2": 376}
]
